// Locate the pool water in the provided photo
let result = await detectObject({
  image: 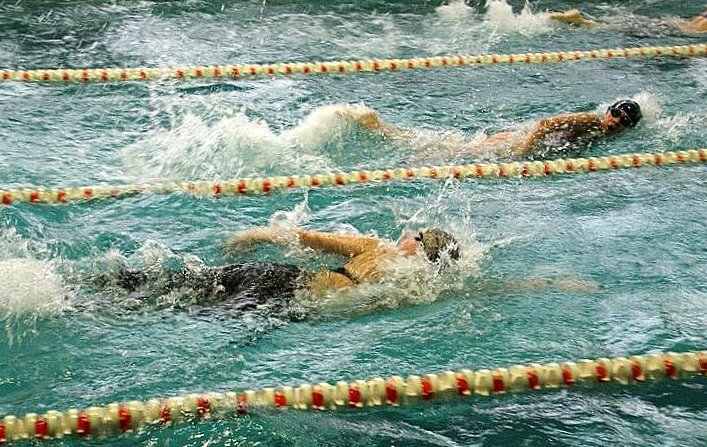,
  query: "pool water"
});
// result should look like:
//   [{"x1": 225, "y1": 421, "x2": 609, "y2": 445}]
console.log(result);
[{"x1": 1, "y1": 0, "x2": 706, "y2": 445}]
